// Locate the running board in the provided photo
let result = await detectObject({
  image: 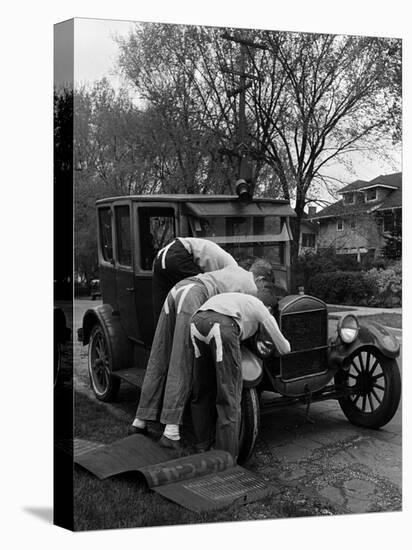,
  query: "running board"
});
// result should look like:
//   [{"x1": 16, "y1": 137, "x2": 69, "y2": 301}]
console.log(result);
[{"x1": 113, "y1": 367, "x2": 145, "y2": 387}]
